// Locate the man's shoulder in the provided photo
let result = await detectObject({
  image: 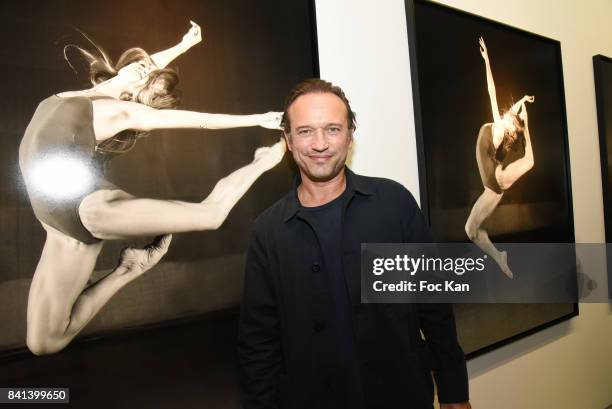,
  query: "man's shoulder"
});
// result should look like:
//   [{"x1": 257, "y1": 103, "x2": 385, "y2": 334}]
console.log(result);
[
  {"x1": 351, "y1": 171, "x2": 418, "y2": 206},
  {"x1": 354, "y1": 172, "x2": 406, "y2": 191},
  {"x1": 252, "y1": 190, "x2": 293, "y2": 231},
  {"x1": 352, "y1": 171, "x2": 432, "y2": 241}
]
